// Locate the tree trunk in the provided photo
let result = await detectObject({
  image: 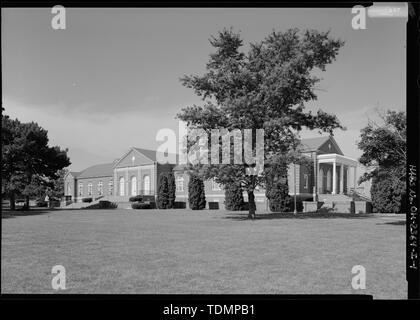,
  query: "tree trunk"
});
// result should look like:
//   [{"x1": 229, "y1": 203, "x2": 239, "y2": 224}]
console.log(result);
[
  {"x1": 23, "y1": 195, "x2": 30, "y2": 211},
  {"x1": 247, "y1": 190, "x2": 256, "y2": 219},
  {"x1": 9, "y1": 192, "x2": 15, "y2": 211}
]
